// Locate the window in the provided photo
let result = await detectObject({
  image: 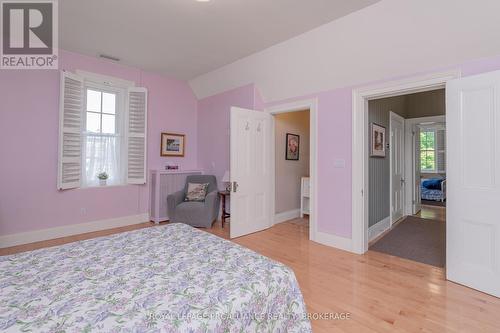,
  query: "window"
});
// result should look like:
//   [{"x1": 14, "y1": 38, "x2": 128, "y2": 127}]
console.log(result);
[
  {"x1": 83, "y1": 87, "x2": 124, "y2": 187},
  {"x1": 86, "y1": 89, "x2": 117, "y2": 134},
  {"x1": 420, "y1": 130, "x2": 436, "y2": 172},
  {"x1": 57, "y1": 71, "x2": 148, "y2": 190}
]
